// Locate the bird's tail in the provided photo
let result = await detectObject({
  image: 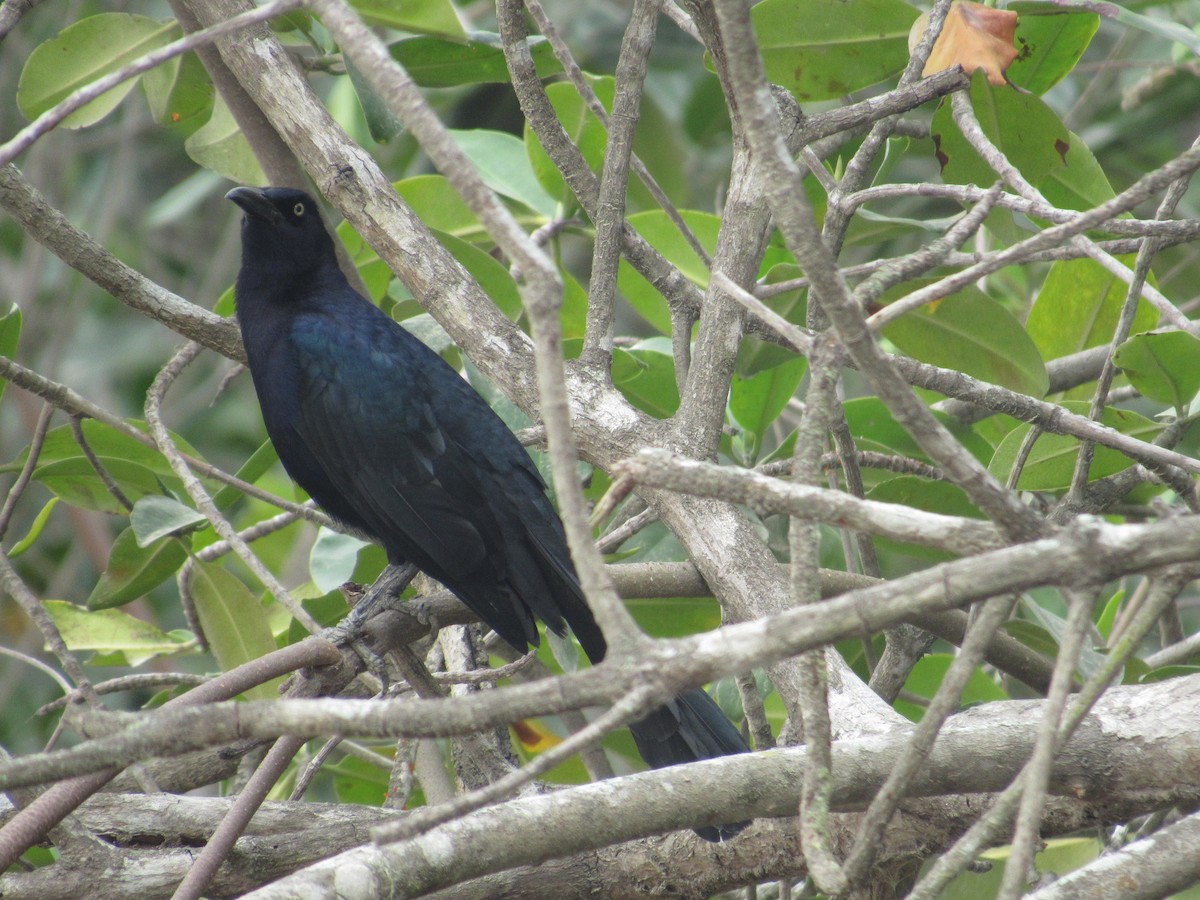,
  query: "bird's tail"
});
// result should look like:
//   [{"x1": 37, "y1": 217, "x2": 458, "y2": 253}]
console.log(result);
[
  {"x1": 530, "y1": 538, "x2": 753, "y2": 840},
  {"x1": 628, "y1": 687, "x2": 752, "y2": 842}
]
